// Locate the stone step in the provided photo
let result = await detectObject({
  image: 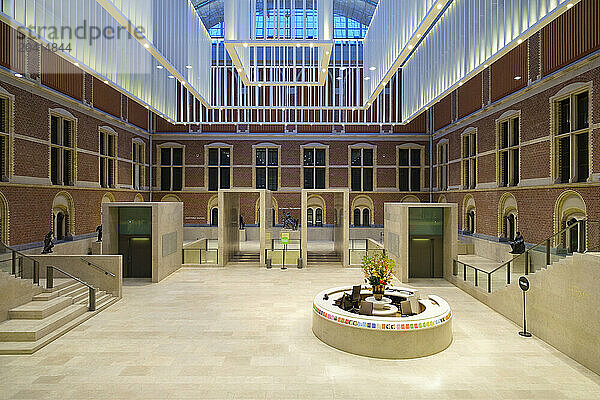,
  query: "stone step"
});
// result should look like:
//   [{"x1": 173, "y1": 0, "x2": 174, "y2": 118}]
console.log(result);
[
  {"x1": 32, "y1": 291, "x2": 60, "y2": 301},
  {"x1": 42, "y1": 278, "x2": 77, "y2": 293},
  {"x1": 0, "y1": 296, "x2": 119, "y2": 355},
  {"x1": 57, "y1": 282, "x2": 86, "y2": 297},
  {"x1": 8, "y1": 296, "x2": 73, "y2": 320},
  {"x1": 0, "y1": 304, "x2": 88, "y2": 342},
  {"x1": 60, "y1": 284, "x2": 88, "y2": 299},
  {"x1": 73, "y1": 290, "x2": 106, "y2": 305}
]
